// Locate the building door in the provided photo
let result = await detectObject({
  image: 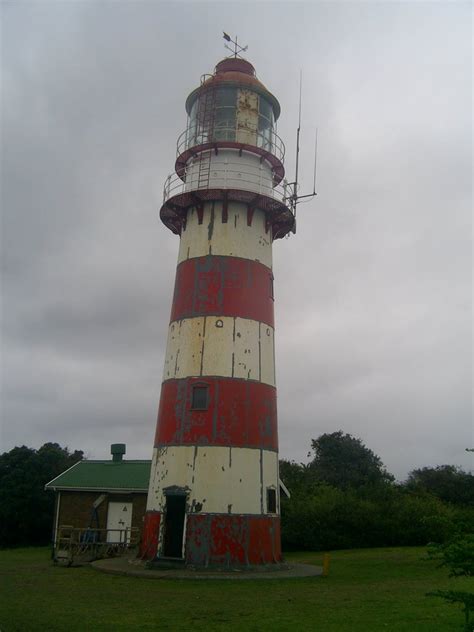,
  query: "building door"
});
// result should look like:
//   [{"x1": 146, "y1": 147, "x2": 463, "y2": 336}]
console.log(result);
[
  {"x1": 106, "y1": 502, "x2": 132, "y2": 543},
  {"x1": 163, "y1": 495, "x2": 186, "y2": 558}
]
